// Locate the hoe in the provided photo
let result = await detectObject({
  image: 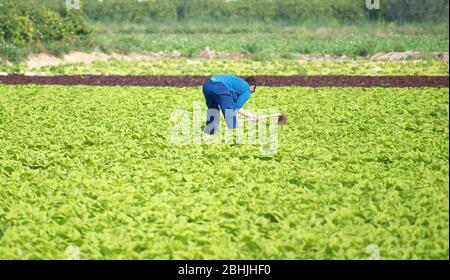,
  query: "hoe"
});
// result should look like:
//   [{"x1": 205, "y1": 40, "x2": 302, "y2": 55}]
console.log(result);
[{"x1": 243, "y1": 113, "x2": 287, "y2": 126}]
